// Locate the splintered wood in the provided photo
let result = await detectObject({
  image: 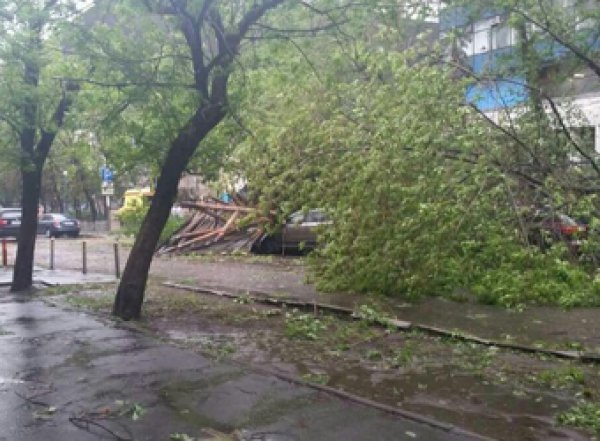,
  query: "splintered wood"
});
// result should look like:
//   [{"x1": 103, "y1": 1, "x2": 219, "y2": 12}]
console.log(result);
[{"x1": 156, "y1": 199, "x2": 270, "y2": 255}]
